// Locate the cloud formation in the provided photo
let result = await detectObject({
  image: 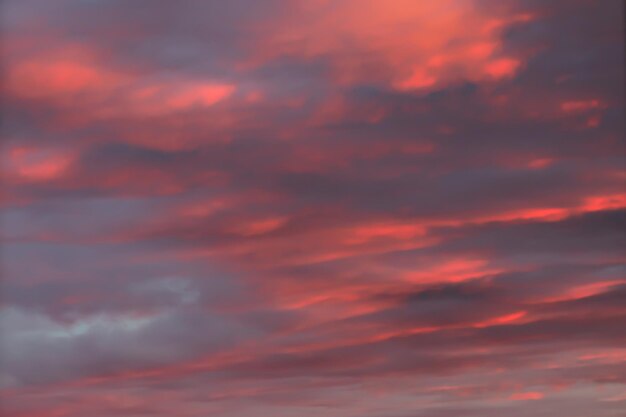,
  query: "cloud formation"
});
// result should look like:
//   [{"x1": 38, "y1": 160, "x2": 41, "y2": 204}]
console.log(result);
[{"x1": 1, "y1": 1, "x2": 624, "y2": 416}]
